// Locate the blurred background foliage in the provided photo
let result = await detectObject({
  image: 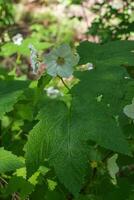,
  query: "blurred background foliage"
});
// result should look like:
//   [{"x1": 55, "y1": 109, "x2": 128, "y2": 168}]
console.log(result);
[
  {"x1": 0, "y1": 0, "x2": 134, "y2": 77},
  {"x1": 88, "y1": 0, "x2": 134, "y2": 43}
]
